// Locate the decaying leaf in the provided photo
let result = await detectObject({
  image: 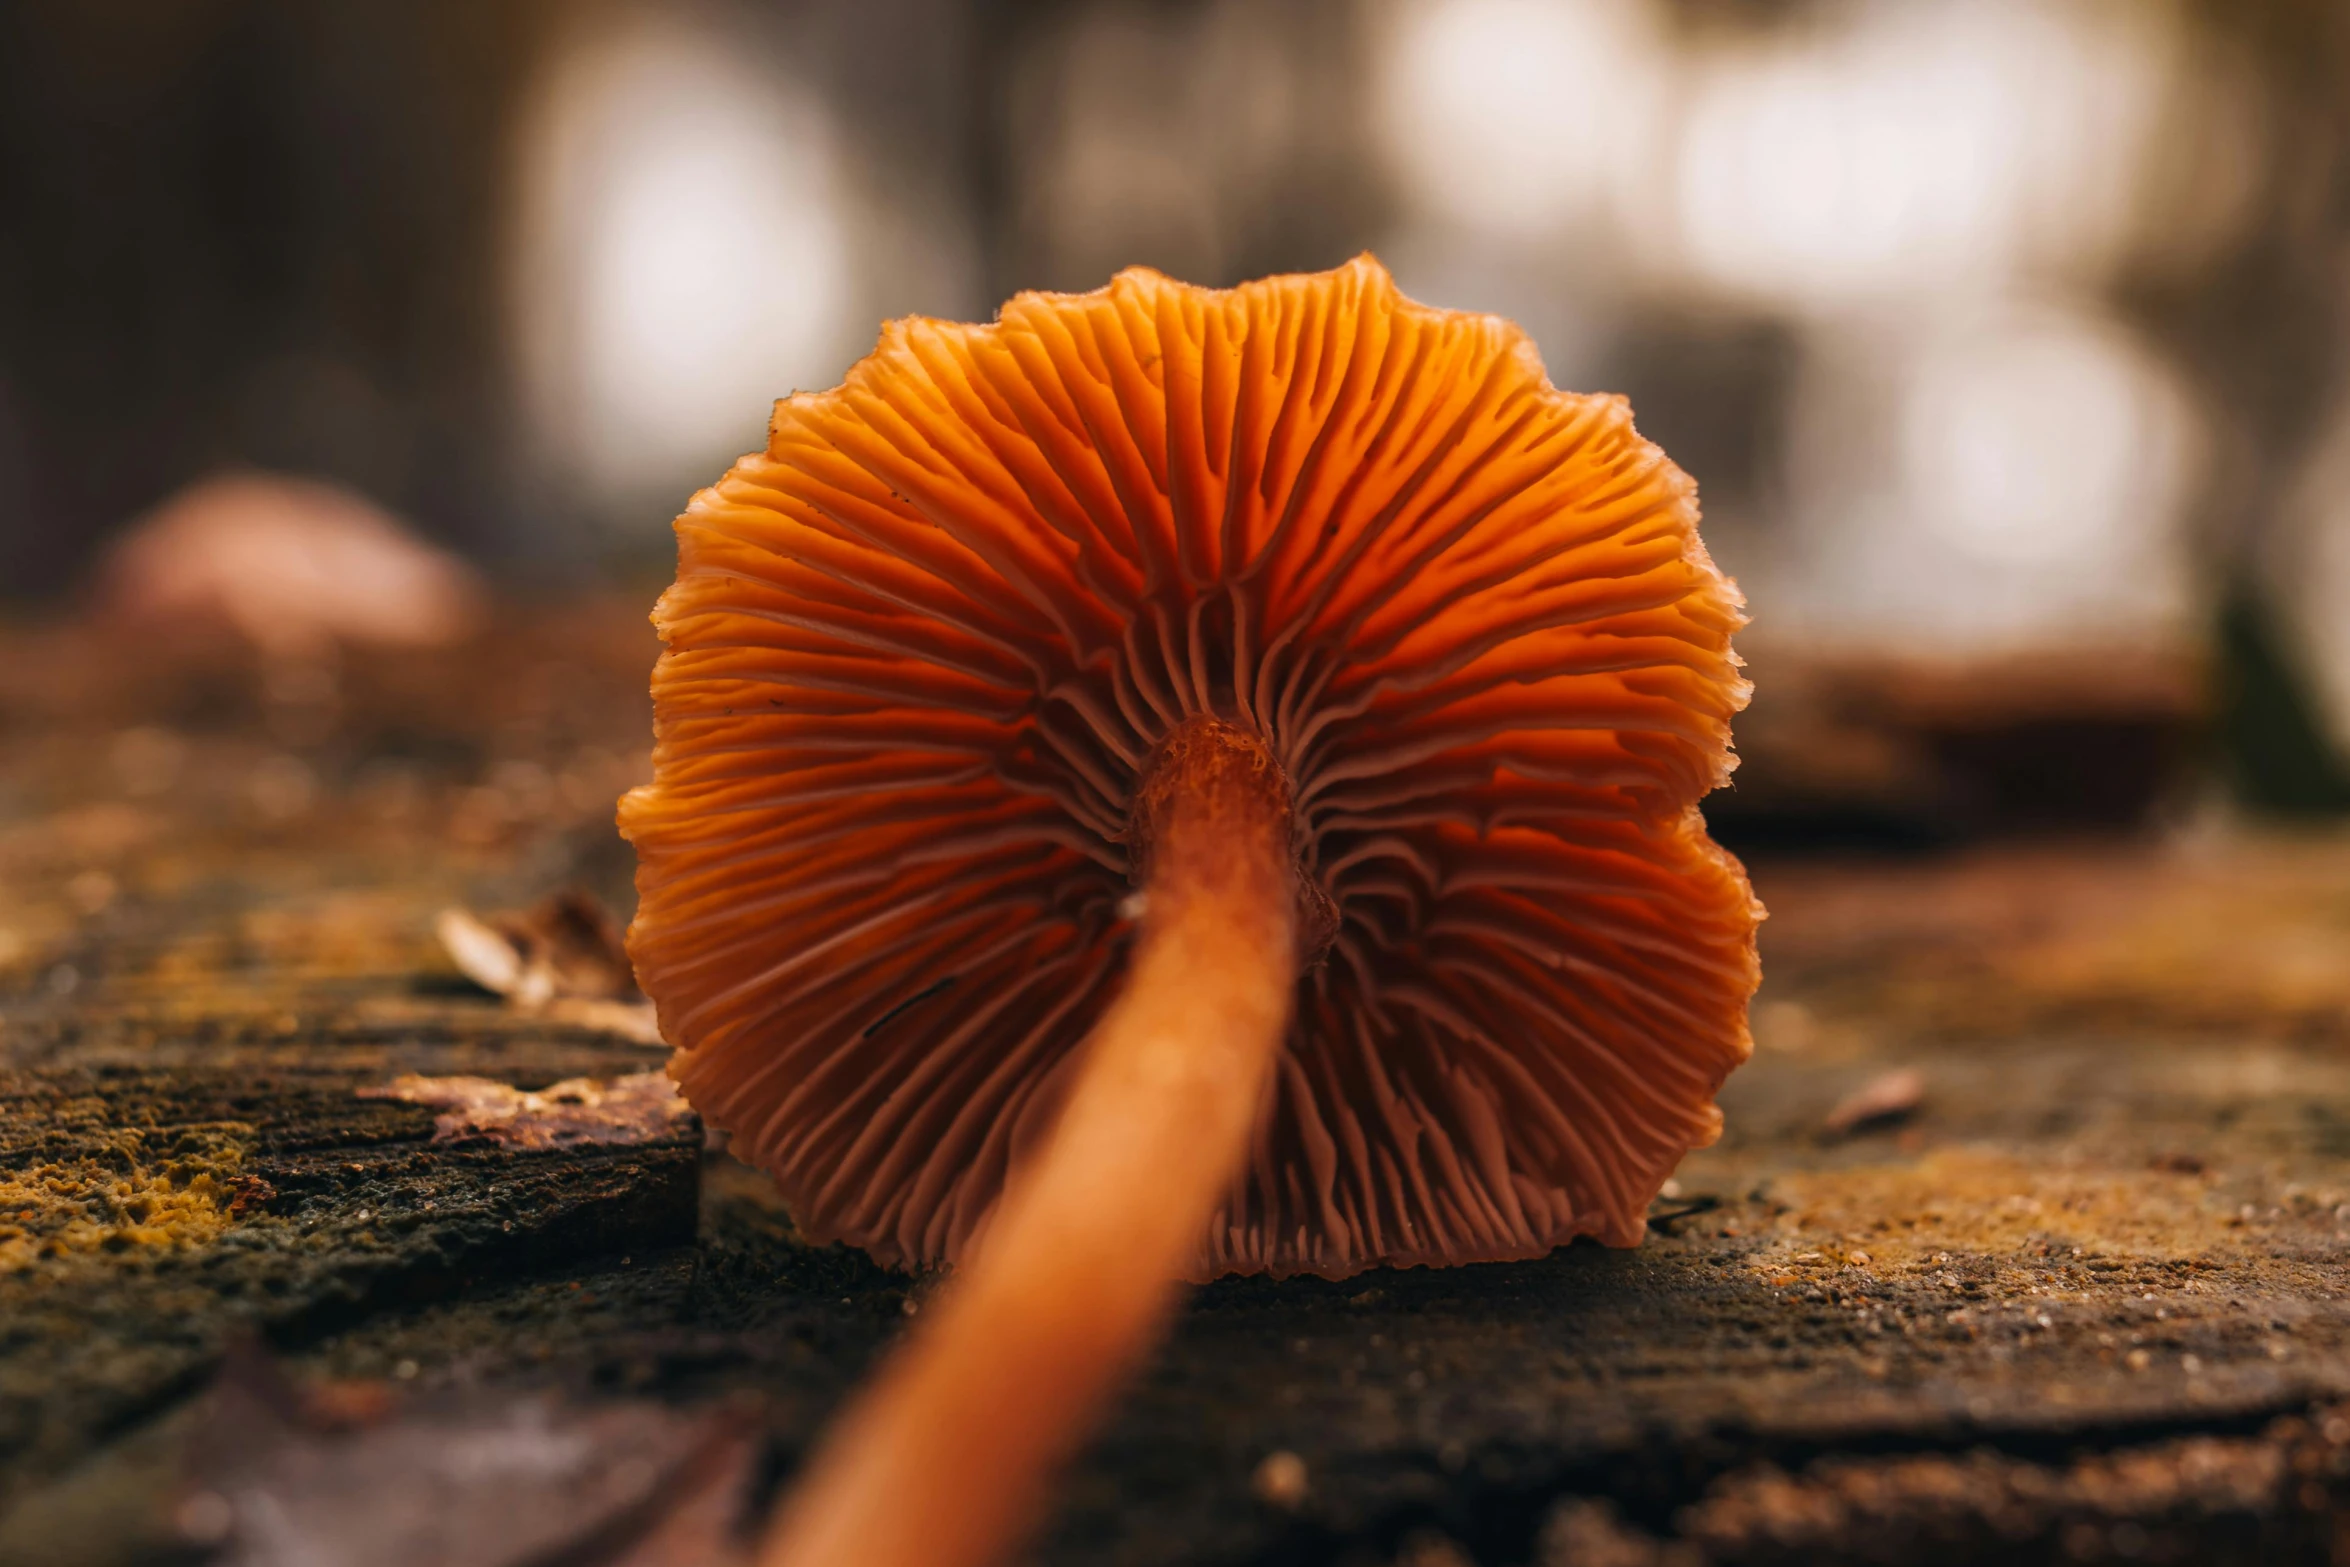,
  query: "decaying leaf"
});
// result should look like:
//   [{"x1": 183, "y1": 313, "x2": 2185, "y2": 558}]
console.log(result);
[
  {"x1": 176, "y1": 1346, "x2": 757, "y2": 1567},
  {"x1": 436, "y1": 891, "x2": 662, "y2": 1044},
  {"x1": 358, "y1": 1070, "x2": 693, "y2": 1150},
  {"x1": 437, "y1": 890, "x2": 635, "y2": 1004},
  {"x1": 1821, "y1": 1066, "x2": 1928, "y2": 1138}
]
